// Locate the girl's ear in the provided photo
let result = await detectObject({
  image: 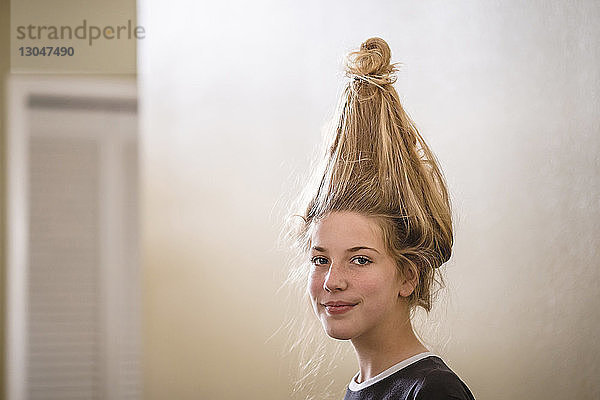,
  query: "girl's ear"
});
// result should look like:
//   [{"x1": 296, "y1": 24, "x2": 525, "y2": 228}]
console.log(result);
[{"x1": 398, "y1": 262, "x2": 419, "y2": 298}]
